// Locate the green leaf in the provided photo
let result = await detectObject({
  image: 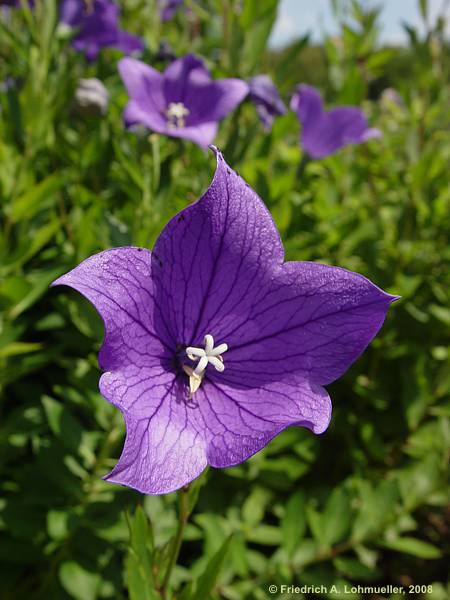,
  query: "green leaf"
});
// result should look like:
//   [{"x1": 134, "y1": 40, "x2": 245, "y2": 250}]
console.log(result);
[
  {"x1": 281, "y1": 490, "x2": 306, "y2": 554},
  {"x1": 239, "y1": 0, "x2": 278, "y2": 72},
  {"x1": 352, "y1": 480, "x2": 399, "y2": 542},
  {"x1": 191, "y1": 535, "x2": 232, "y2": 600},
  {"x1": 59, "y1": 561, "x2": 101, "y2": 600},
  {"x1": 41, "y1": 395, "x2": 83, "y2": 454},
  {"x1": 126, "y1": 506, "x2": 159, "y2": 600},
  {"x1": 47, "y1": 509, "x2": 70, "y2": 541},
  {"x1": 321, "y1": 487, "x2": 352, "y2": 547},
  {"x1": 380, "y1": 537, "x2": 441, "y2": 559},
  {"x1": 7, "y1": 173, "x2": 64, "y2": 222}
]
